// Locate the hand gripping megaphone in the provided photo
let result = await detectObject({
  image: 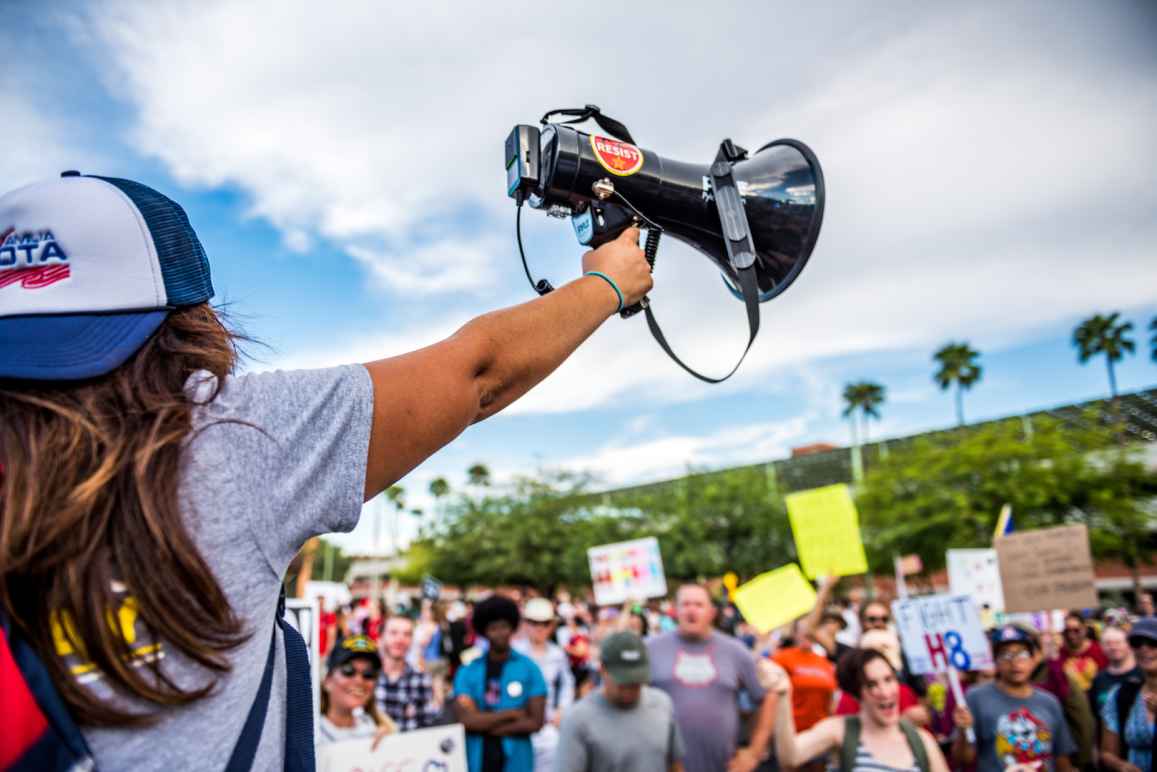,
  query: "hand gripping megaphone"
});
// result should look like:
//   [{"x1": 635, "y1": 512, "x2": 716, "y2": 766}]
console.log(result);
[{"x1": 505, "y1": 105, "x2": 825, "y2": 383}]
